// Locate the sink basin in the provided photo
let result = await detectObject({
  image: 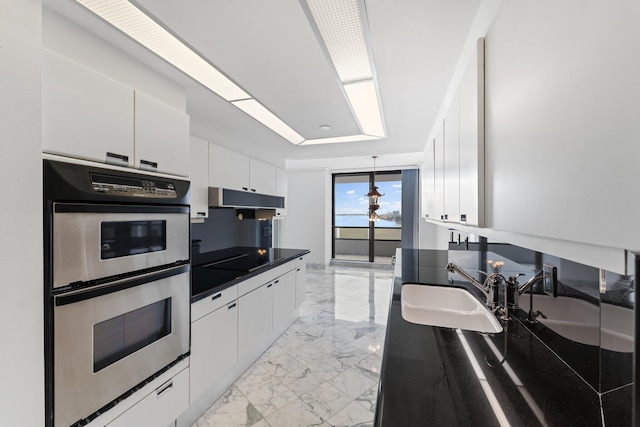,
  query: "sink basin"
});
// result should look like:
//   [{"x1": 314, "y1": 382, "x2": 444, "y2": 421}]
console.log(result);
[{"x1": 401, "y1": 284, "x2": 503, "y2": 333}]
